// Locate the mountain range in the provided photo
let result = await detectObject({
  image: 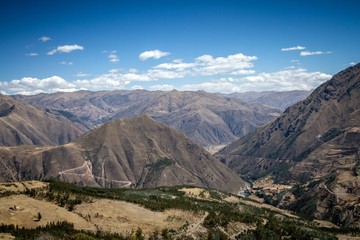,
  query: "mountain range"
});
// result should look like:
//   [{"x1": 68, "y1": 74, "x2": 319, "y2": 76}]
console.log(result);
[
  {"x1": 0, "y1": 93, "x2": 84, "y2": 146},
  {"x1": 217, "y1": 63, "x2": 360, "y2": 227},
  {"x1": 0, "y1": 115, "x2": 245, "y2": 193},
  {"x1": 220, "y1": 90, "x2": 311, "y2": 110},
  {"x1": 14, "y1": 90, "x2": 281, "y2": 146},
  {"x1": 1, "y1": 64, "x2": 359, "y2": 228}
]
